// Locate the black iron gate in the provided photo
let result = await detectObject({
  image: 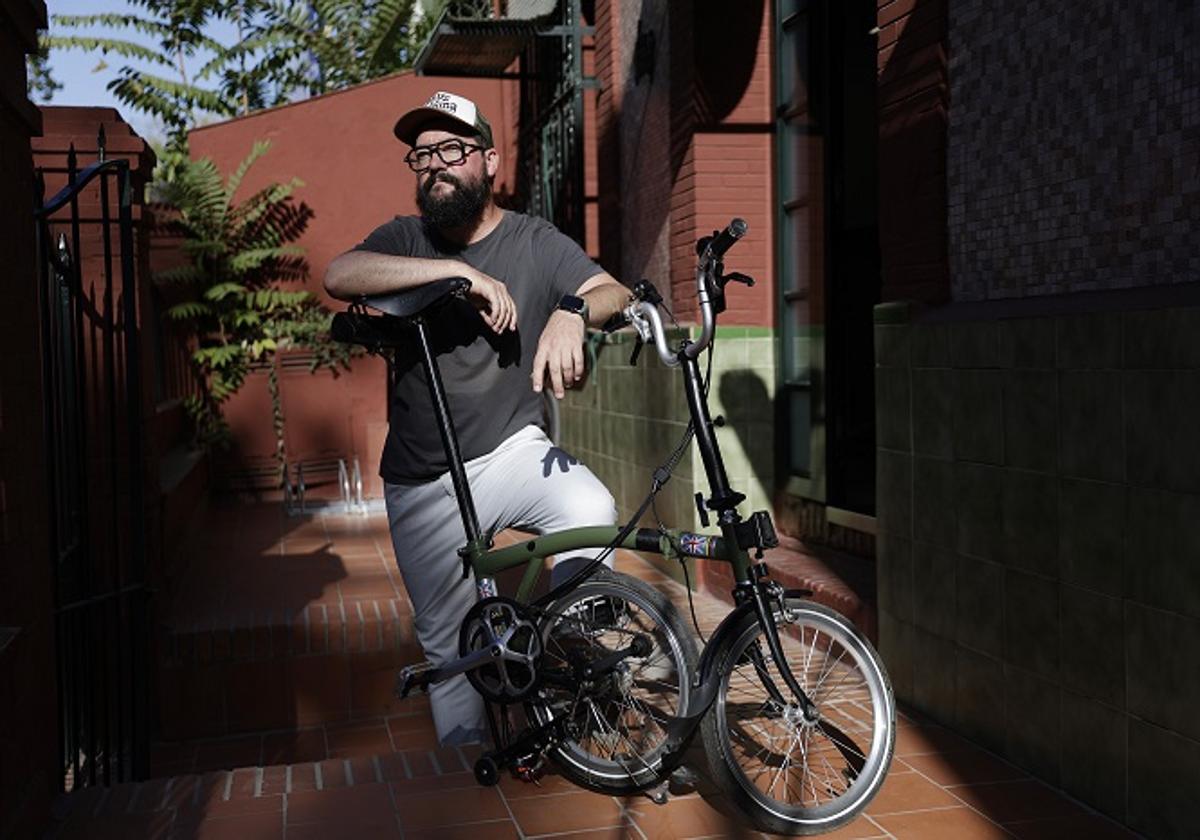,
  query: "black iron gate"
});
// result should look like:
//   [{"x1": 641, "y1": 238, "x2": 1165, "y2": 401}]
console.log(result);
[{"x1": 34, "y1": 130, "x2": 151, "y2": 790}]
